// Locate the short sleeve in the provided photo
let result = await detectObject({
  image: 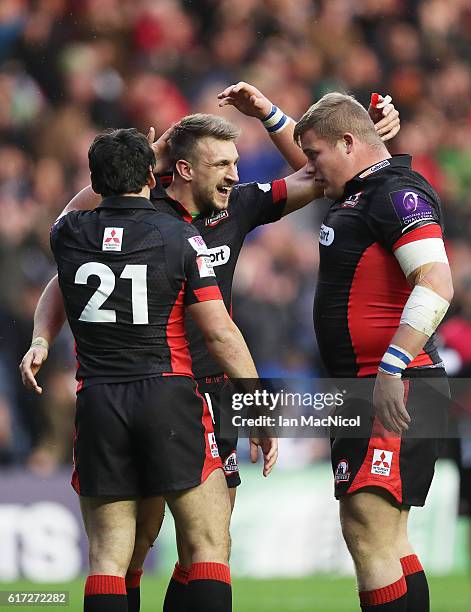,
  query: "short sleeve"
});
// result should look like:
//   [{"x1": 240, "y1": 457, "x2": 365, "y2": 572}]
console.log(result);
[
  {"x1": 182, "y1": 228, "x2": 222, "y2": 306},
  {"x1": 49, "y1": 214, "x2": 70, "y2": 258},
  {"x1": 367, "y1": 184, "x2": 442, "y2": 252},
  {"x1": 231, "y1": 179, "x2": 288, "y2": 234}
]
